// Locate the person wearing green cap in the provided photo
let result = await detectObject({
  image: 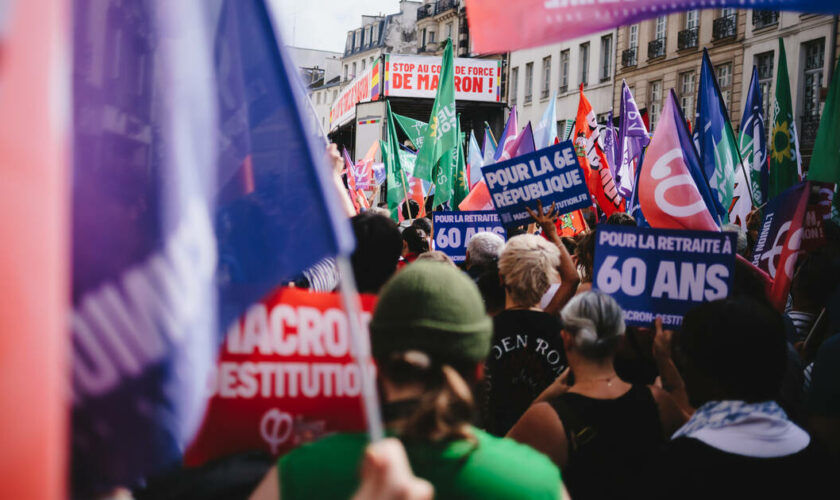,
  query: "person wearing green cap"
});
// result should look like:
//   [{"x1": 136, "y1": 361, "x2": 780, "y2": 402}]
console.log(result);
[{"x1": 250, "y1": 261, "x2": 565, "y2": 500}]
